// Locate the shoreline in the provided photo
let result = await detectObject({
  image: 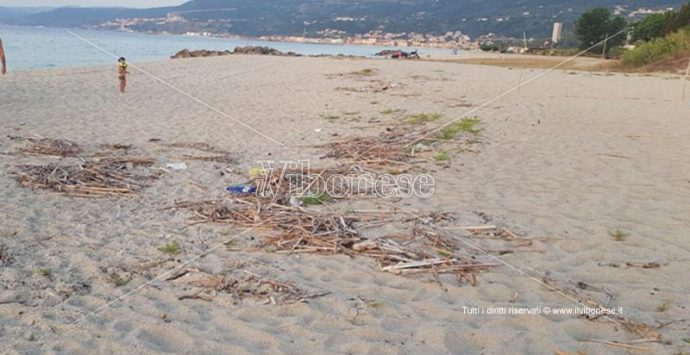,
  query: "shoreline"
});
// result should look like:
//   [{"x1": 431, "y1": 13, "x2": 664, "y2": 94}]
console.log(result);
[{"x1": 1, "y1": 24, "x2": 453, "y2": 71}]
